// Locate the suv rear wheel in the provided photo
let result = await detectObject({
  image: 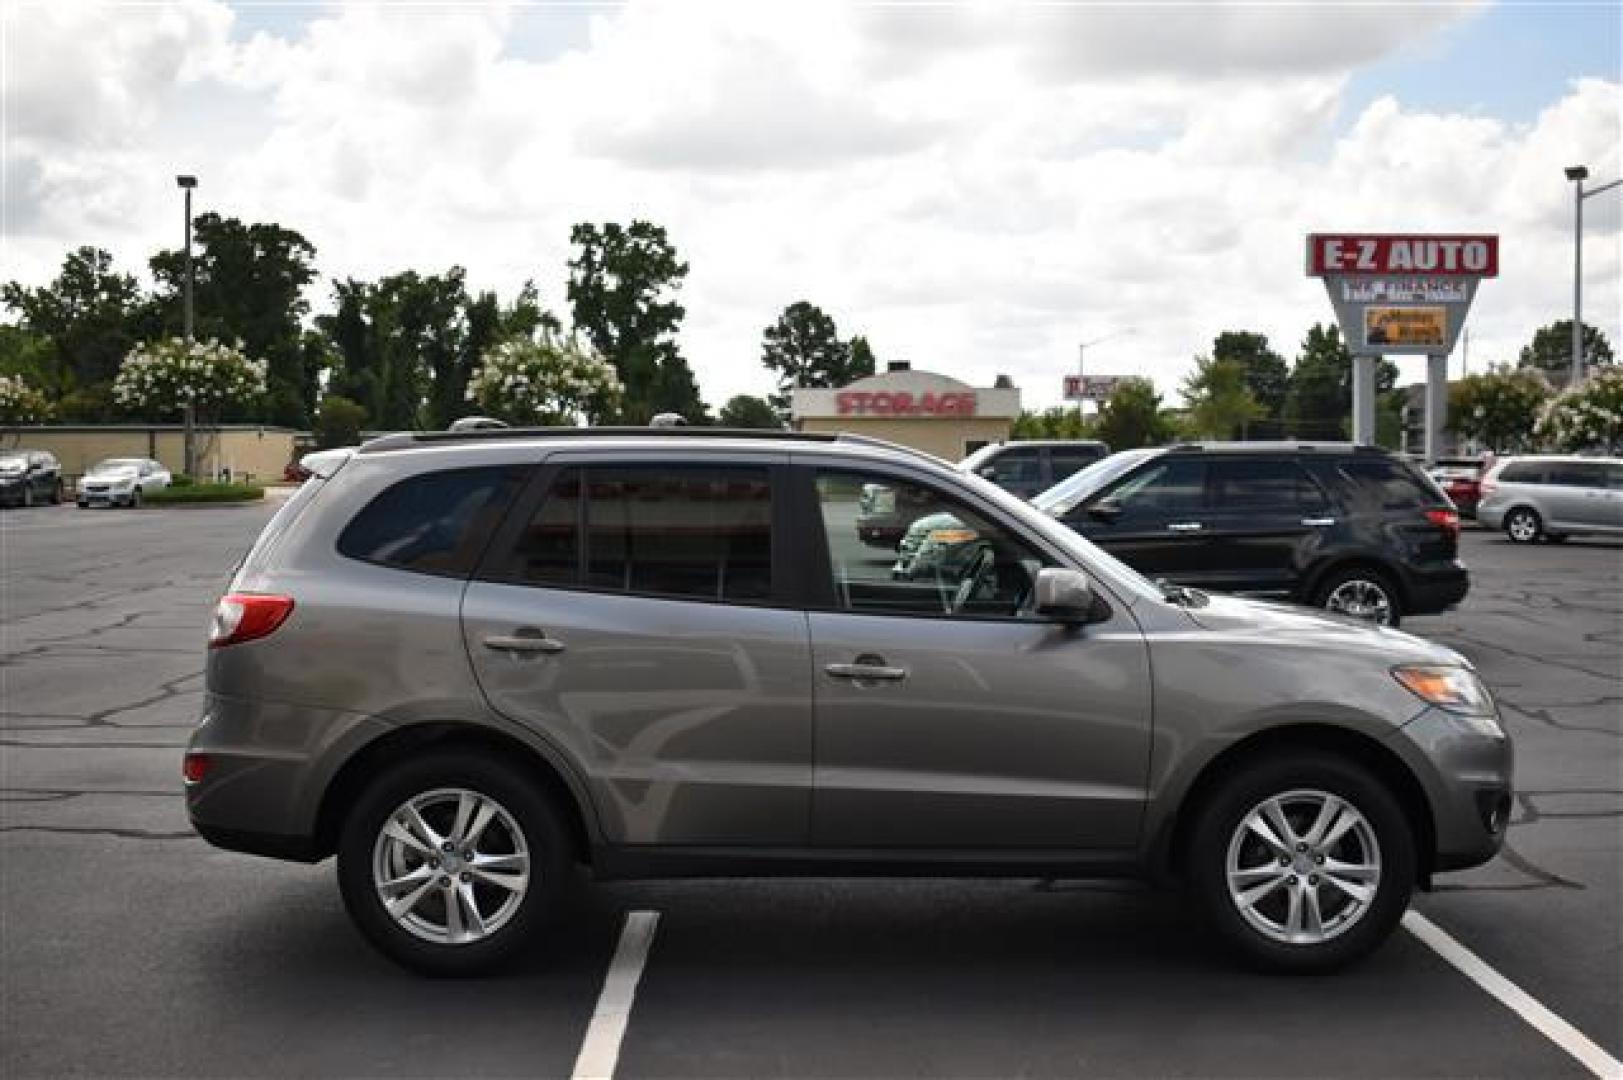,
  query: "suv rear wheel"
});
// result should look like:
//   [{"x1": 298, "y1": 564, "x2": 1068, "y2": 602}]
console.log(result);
[
  {"x1": 1312, "y1": 566, "x2": 1401, "y2": 628},
  {"x1": 1503, "y1": 506, "x2": 1542, "y2": 544},
  {"x1": 1187, "y1": 751, "x2": 1416, "y2": 973},
  {"x1": 337, "y1": 752, "x2": 570, "y2": 976}
]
